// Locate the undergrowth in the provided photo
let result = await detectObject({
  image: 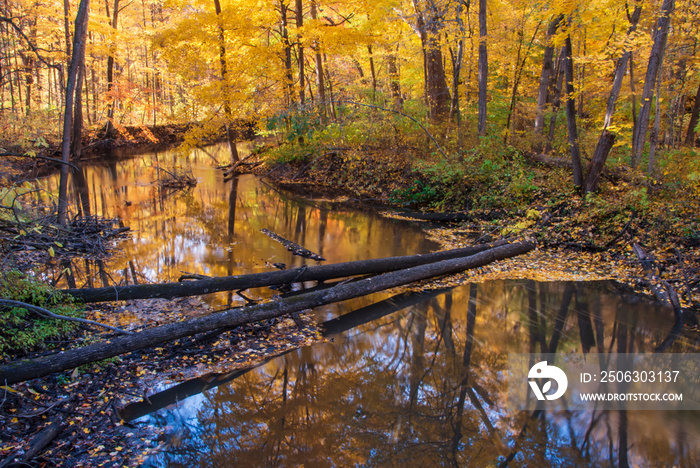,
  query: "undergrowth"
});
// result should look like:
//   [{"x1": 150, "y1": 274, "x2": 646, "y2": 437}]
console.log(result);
[{"x1": 0, "y1": 271, "x2": 84, "y2": 360}]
